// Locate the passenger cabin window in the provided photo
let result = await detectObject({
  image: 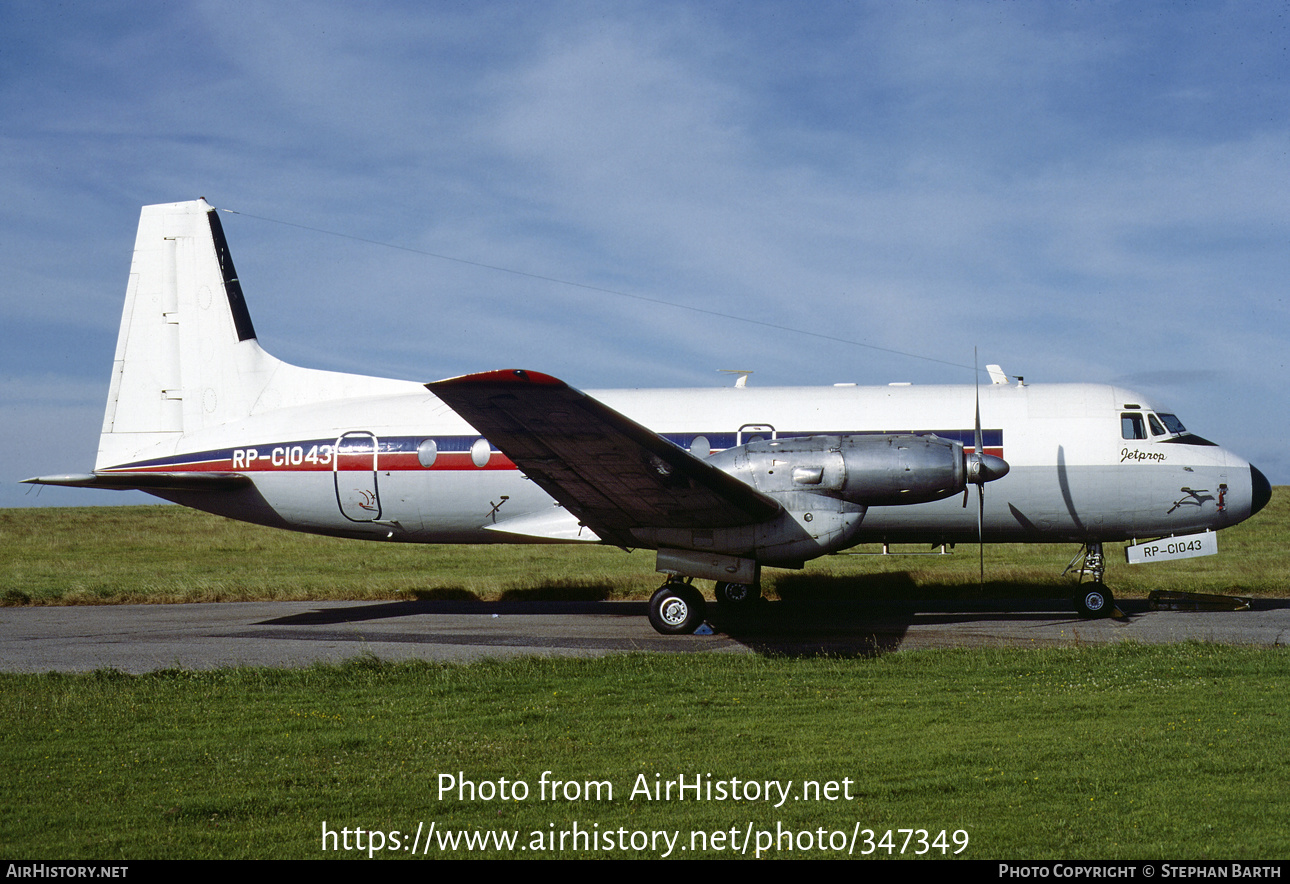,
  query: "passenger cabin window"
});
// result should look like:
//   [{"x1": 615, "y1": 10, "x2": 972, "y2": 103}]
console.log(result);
[
  {"x1": 1121, "y1": 413, "x2": 1147, "y2": 440},
  {"x1": 1148, "y1": 414, "x2": 1166, "y2": 436},
  {"x1": 416, "y1": 438, "x2": 438, "y2": 467}
]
